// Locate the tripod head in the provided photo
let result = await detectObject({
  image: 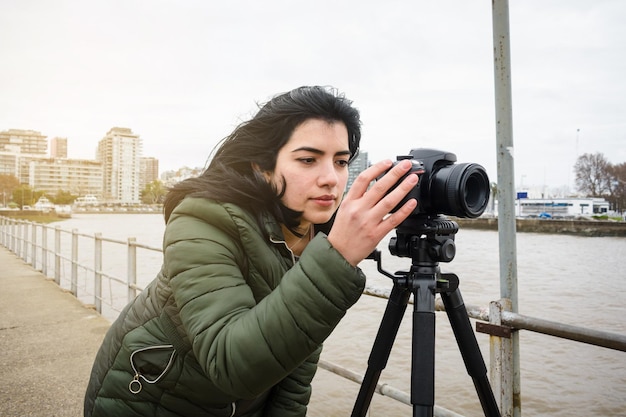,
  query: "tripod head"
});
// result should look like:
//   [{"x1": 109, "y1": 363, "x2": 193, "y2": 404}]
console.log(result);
[
  {"x1": 390, "y1": 214, "x2": 458, "y2": 265},
  {"x1": 369, "y1": 214, "x2": 459, "y2": 282}
]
